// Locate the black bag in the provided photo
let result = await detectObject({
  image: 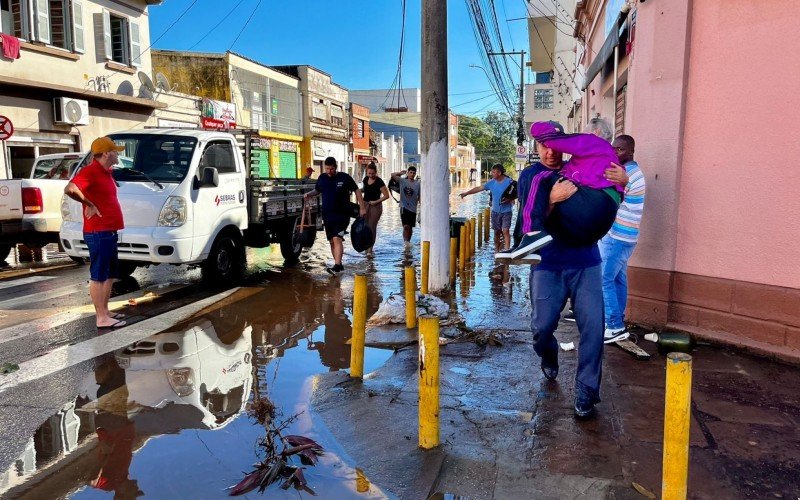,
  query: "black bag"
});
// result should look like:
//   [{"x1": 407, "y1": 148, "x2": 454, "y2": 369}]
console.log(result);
[
  {"x1": 500, "y1": 179, "x2": 518, "y2": 203},
  {"x1": 350, "y1": 217, "x2": 374, "y2": 252},
  {"x1": 348, "y1": 202, "x2": 360, "y2": 219},
  {"x1": 388, "y1": 177, "x2": 400, "y2": 193},
  {"x1": 297, "y1": 203, "x2": 316, "y2": 248}
]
